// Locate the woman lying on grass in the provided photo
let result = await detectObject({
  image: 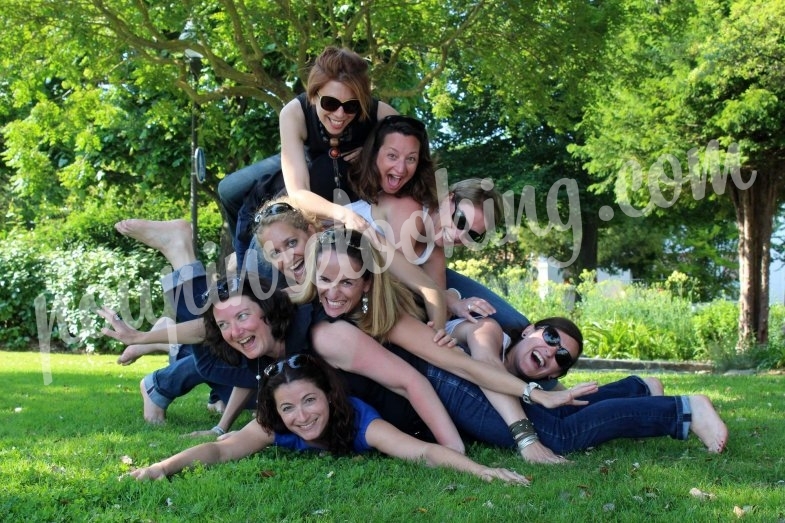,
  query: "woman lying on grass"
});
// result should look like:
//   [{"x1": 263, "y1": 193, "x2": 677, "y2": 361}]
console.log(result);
[{"x1": 130, "y1": 353, "x2": 529, "y2": 485}]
